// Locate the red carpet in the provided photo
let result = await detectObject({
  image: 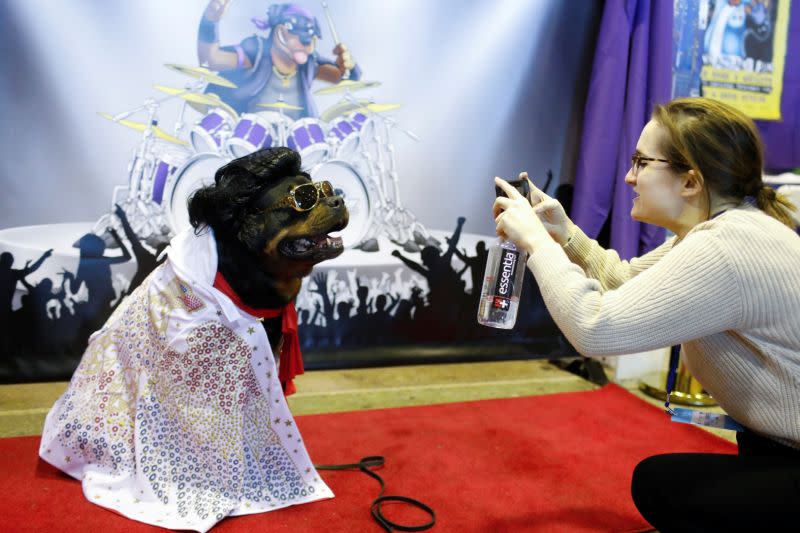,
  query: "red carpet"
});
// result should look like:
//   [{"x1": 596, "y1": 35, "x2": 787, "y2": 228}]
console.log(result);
[{"x1": 0, "y1": 384, "x2": 736, "y2": 532}]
